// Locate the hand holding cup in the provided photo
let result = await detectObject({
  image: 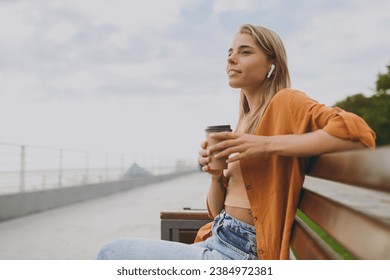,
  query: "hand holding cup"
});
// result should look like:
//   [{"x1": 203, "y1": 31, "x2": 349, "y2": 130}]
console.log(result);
[{"x1": 199, "y1": 125, "x2": 232, "y2": 174}]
